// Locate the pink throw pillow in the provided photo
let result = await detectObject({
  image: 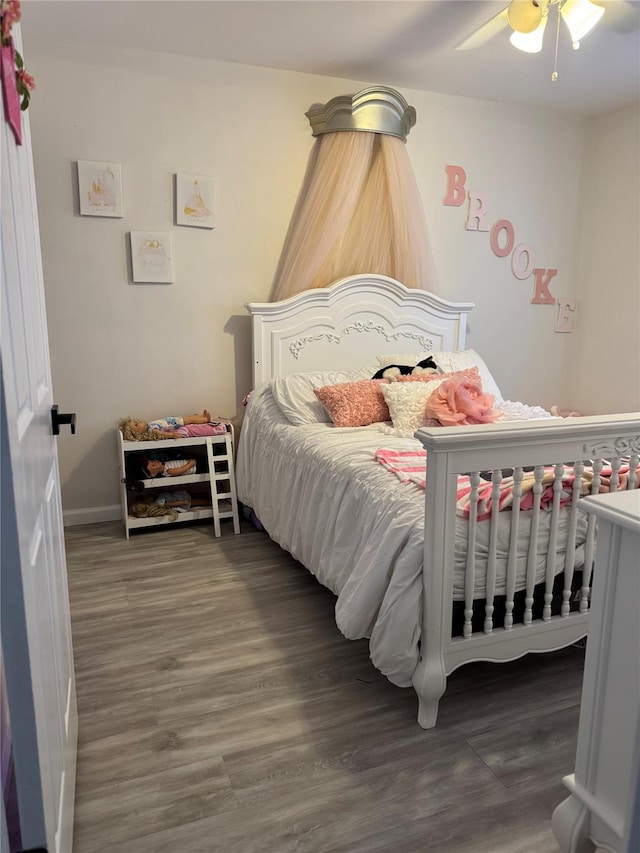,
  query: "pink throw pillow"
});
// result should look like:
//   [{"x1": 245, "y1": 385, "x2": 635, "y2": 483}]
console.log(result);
[
  {"x1": 397, "y1": 366, "x2": 481, "y2": 385},
  {"x1": 314, "y1": 380, "x2": 390, "y2": 427},
  {"x1": 425, "y1": 376, "x2": 499, "y2": 426}
]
